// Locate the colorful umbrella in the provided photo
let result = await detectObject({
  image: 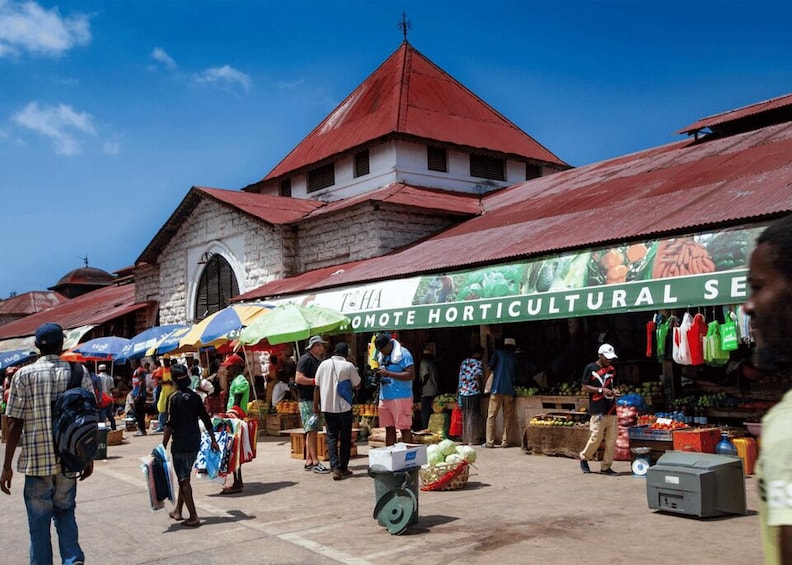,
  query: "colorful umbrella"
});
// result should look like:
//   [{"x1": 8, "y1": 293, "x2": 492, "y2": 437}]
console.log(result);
[
  {"x1": 238, "y1": 302, "x2": 350, "y2": 346},
  {"x1": 0, "y1": 349, "x2": 38, "y2": 371},
  {"x1": 145, "y1": 326, "x2": 192, "y2": 357},
  {"x1": 178, "y1": 303, "x2": 273, "y2": 350},
  {"x1": 116, "y1": 324, "x2": 189, "y2": 362},
  {"x1": 65, "y1": 336, "x2": 131, "y2": 361}
]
